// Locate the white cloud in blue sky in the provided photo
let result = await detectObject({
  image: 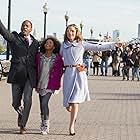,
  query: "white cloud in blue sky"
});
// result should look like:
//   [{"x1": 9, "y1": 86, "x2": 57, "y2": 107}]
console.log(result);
[{"x1": 1, "y1": 0, "x2": 140, "y2": 41}]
